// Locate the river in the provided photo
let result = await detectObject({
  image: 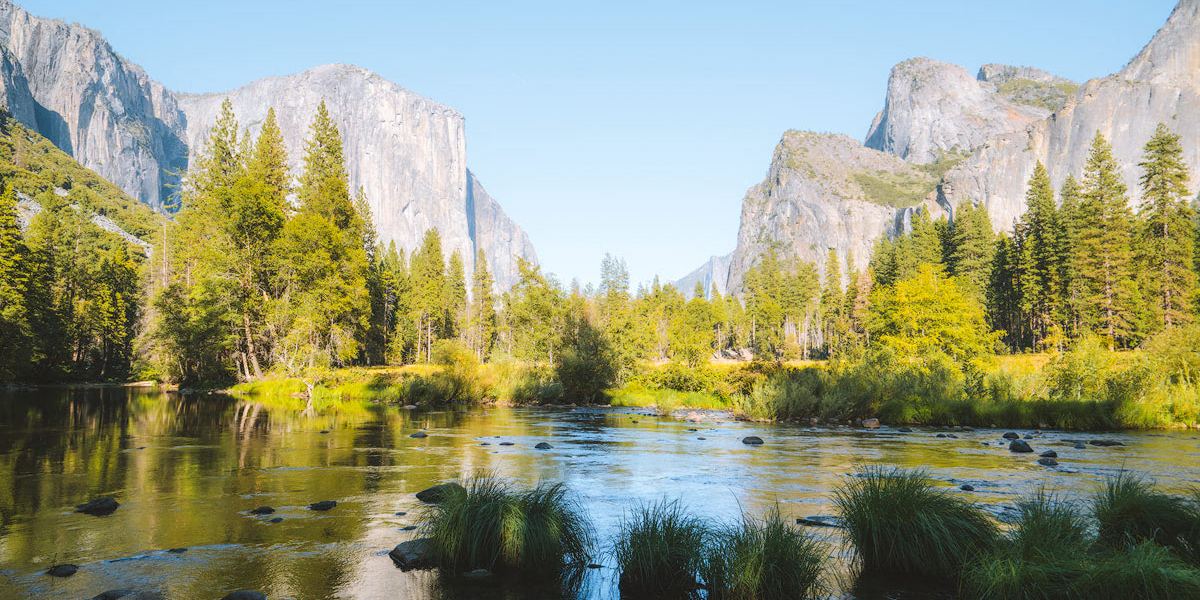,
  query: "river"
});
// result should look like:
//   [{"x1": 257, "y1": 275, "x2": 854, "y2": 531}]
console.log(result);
[{"x1": 1, "y1": 387, "x2": 1198, "y2": 599}]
